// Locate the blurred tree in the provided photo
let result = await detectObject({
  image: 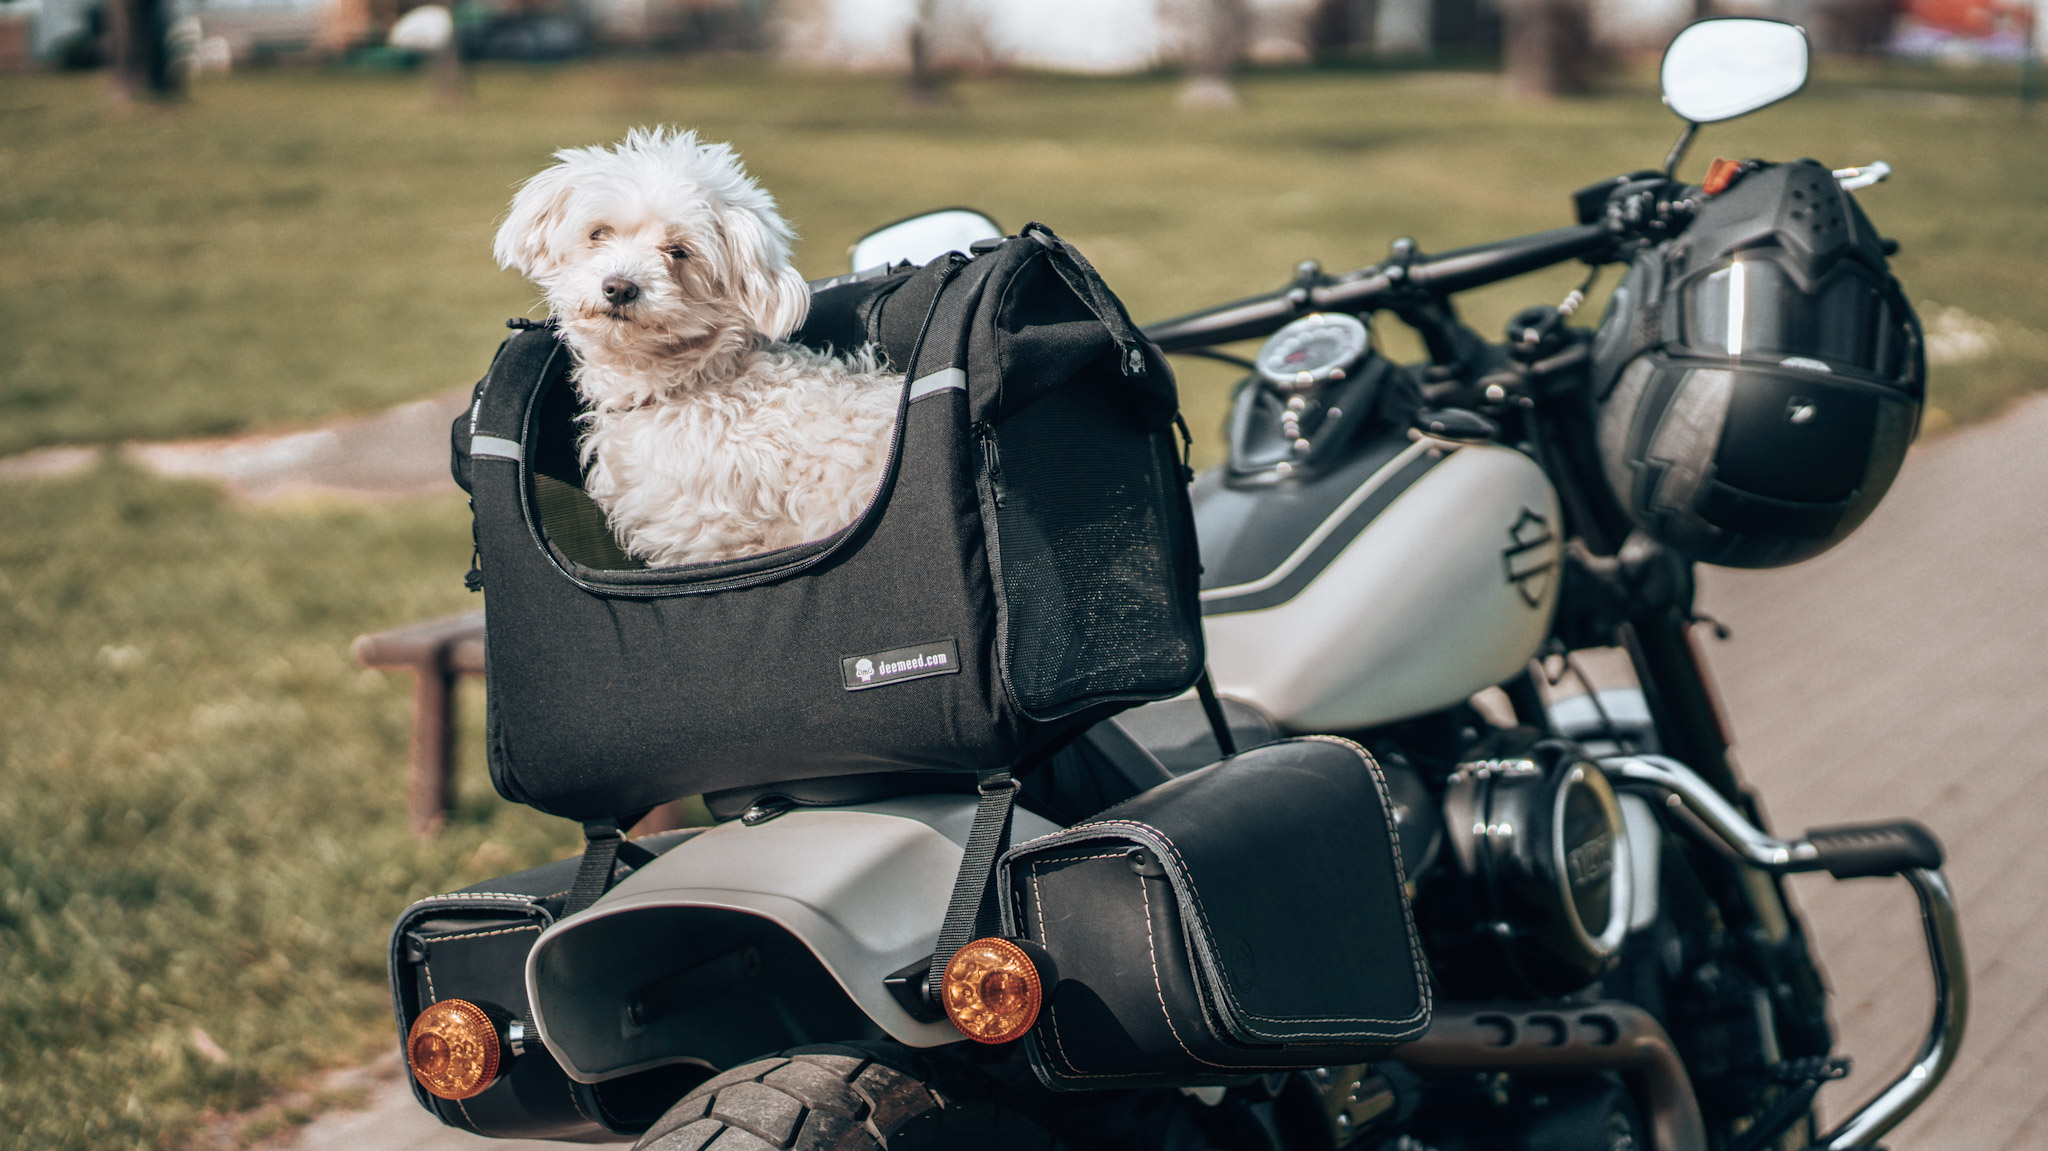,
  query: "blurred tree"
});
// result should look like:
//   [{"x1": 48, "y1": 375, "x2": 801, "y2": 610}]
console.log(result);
[
  {"x1": 909, "y1": 0, "x2": 937, "y2": 101},
  {"x1": 106, "y1": 0, "x2": 175, "y2": 98},
  {"x1": 1309, "y1": 0, "x2": 1375, "y2": 59},
  {"x1": 1183, "y1": 0, "x2": 1249, "y2": 108},
  {"x1": 907, "y1": 0, "x2": 943, "y2": 104},
  {"x1": 1496, "y1": 0, "x2": 1597, "y2": 97}
]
